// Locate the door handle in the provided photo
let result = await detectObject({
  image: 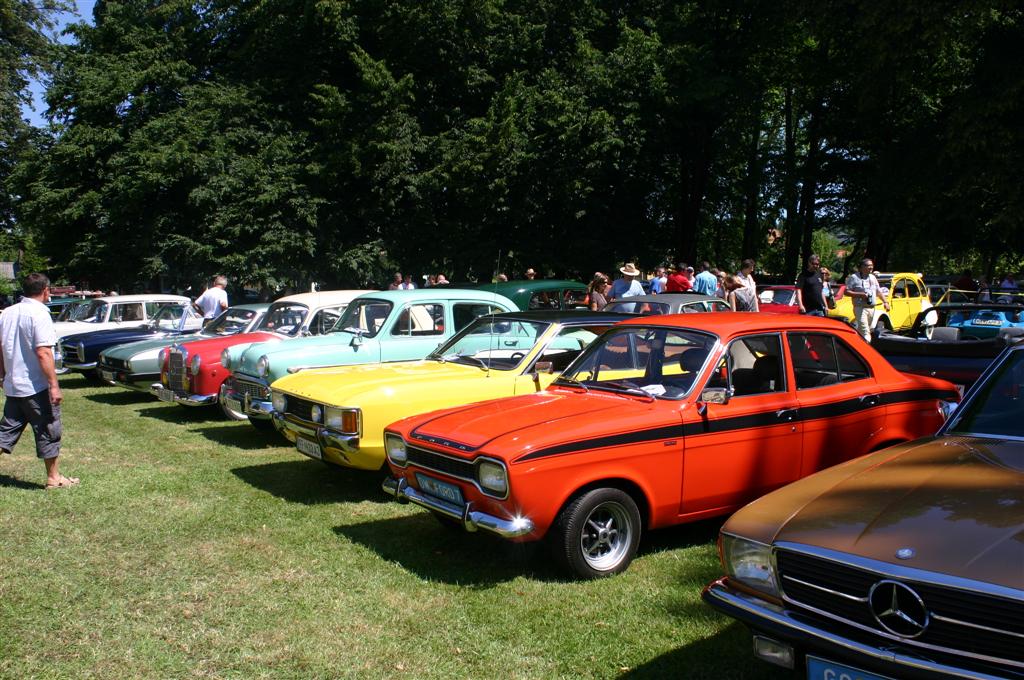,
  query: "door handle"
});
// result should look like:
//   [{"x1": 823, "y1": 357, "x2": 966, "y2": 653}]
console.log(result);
[
  {"x1": 859, "y1": 394, "x2": 881, "y2": 407},
  {"x1": 776, "y1": 408, "x2": 797, "y2": 421},
  {"x1": 503, "y1": 340, "x2": 517, "y2": 346}
]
